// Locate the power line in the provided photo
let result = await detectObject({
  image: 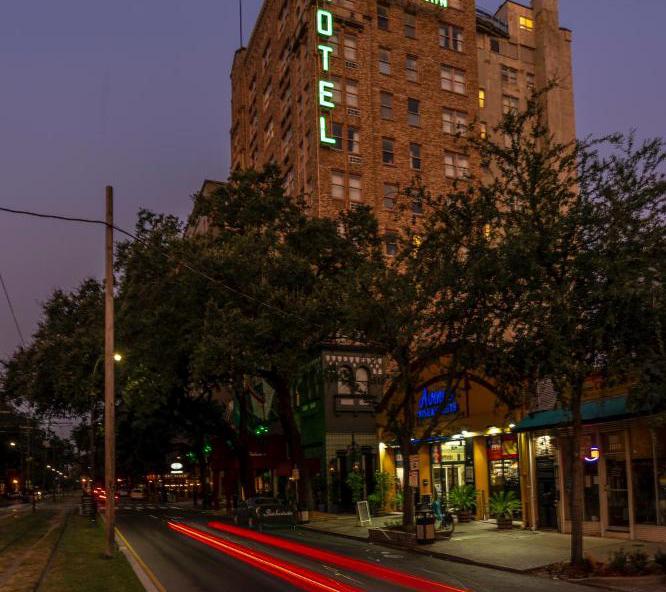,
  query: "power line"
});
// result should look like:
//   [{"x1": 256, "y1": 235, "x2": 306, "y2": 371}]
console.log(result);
[
  {"x1": 0, "y1": 270, "x2": 25, "y2": 346},
  {"x1": 0, "y1": 204, "x2": 346, "y2": 334}
]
